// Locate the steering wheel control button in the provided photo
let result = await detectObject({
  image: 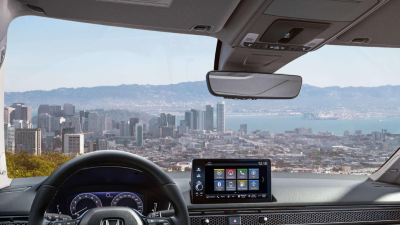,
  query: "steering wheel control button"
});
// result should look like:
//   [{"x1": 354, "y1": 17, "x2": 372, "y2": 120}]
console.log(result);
[
  {"x1": 228, "y1": 216, "x2": 241, "y2": 225},
  {"x1": 147, "y1": 218, "x2": 170, "y2": 225}
]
